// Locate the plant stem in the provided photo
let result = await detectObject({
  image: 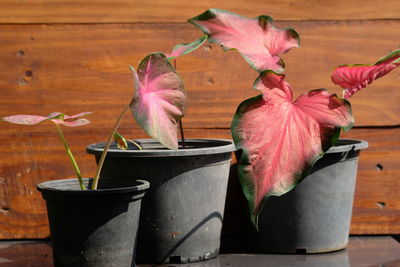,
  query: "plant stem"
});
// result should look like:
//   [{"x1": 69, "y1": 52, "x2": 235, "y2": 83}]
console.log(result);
[
  {"x1": 179, "y1": 119, "x2": 186, "y2": 149},
  {"x1": 128, "y1": 139, "x2": 143, "y2": 150},
  {"x1": 173, "y1": 58, "x2": 186, "y2": 149},
  {"x1": 55, "y1": 123, "x2": 86, "y2": 190},
  {"x1": 92, "y1": 104, "x2": 130, "y2": 190}
]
